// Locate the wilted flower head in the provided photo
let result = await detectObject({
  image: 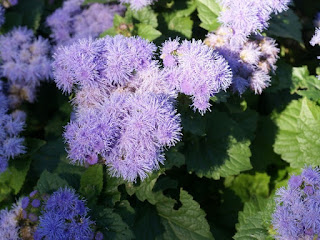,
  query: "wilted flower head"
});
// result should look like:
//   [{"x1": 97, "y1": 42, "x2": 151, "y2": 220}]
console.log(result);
[
  {"x1": 161, "y1": 39, "x2": 232, "y2": 114},
  {"x1": 272, "y1": 167, "x2": 320, "y2": 239},
  {"x1": 35, "y1": 188, "x2": 94, "y2": 240},
  {"x1": 53, "y1": 35, "x2": 181, "y2": 182},
  {"x1": 47, "y1": 0, "x2": 125, "y2": 46},
  {"x1": 0, "y1": 27, "x2": 51, "y2": 106},
  {"x1": 205, "y1": 28, "x2": 279, "y2": 95},
  {"x1": 217, "y1": 0, "x2": 291, "y2": 45}
]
